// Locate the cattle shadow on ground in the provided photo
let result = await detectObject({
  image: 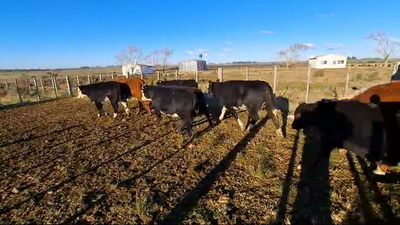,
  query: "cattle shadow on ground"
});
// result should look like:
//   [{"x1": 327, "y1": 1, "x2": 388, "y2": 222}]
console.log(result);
[
  {"x1": 344, "y1": 152, "x2": 389, "y2": 224},
  {"x1": 290, "y1": 128, "x2": 334, "y2": 225},
  {"x1": 273, "y1": 130, "x2": 300, "y2": 224},
  {"x1": 0, "y1": 132, "x2": 169, "y2": 215},
  {"x1": 0, "y1": 124, "x2": 84, "y2": 148},
  {"x1": 158, "y1": 116, "x2": 270, "y2": 224}
]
